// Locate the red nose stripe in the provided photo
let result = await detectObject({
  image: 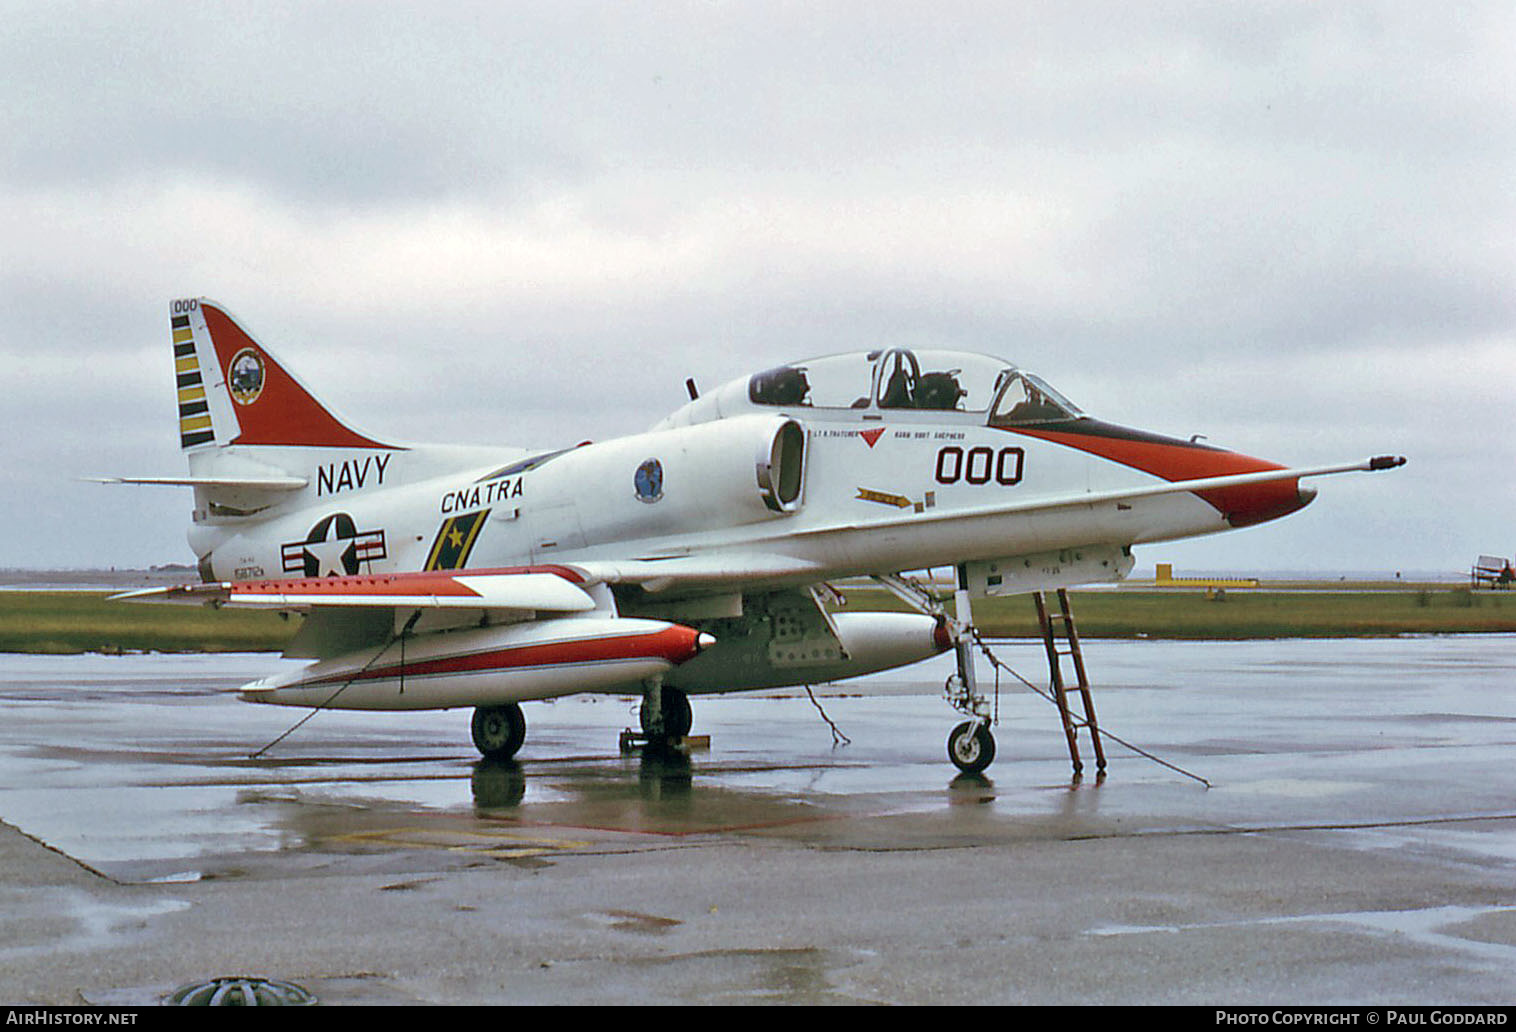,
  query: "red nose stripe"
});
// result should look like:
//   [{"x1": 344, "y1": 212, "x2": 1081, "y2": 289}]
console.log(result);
[{"x1": 1005, "y1": 421, "x2": 1309, "y2": 528}]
